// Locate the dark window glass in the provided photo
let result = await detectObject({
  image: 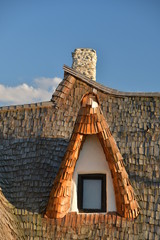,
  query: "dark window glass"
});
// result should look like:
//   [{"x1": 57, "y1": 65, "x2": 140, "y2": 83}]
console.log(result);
[{"x1": 78, "y1": 174, "x2": 106, "y2": 212}]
